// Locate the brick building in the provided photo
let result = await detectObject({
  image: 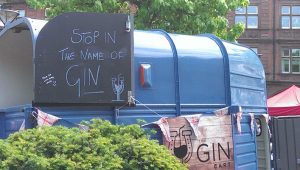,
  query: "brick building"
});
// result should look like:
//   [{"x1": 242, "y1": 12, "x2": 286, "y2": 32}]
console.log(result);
[
  {"x1": 0, "y1": 0, "x2": 44, "y2": 19},
  {"x1": 228, "y1": 0, "x2": 300, "y2": 96}
]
